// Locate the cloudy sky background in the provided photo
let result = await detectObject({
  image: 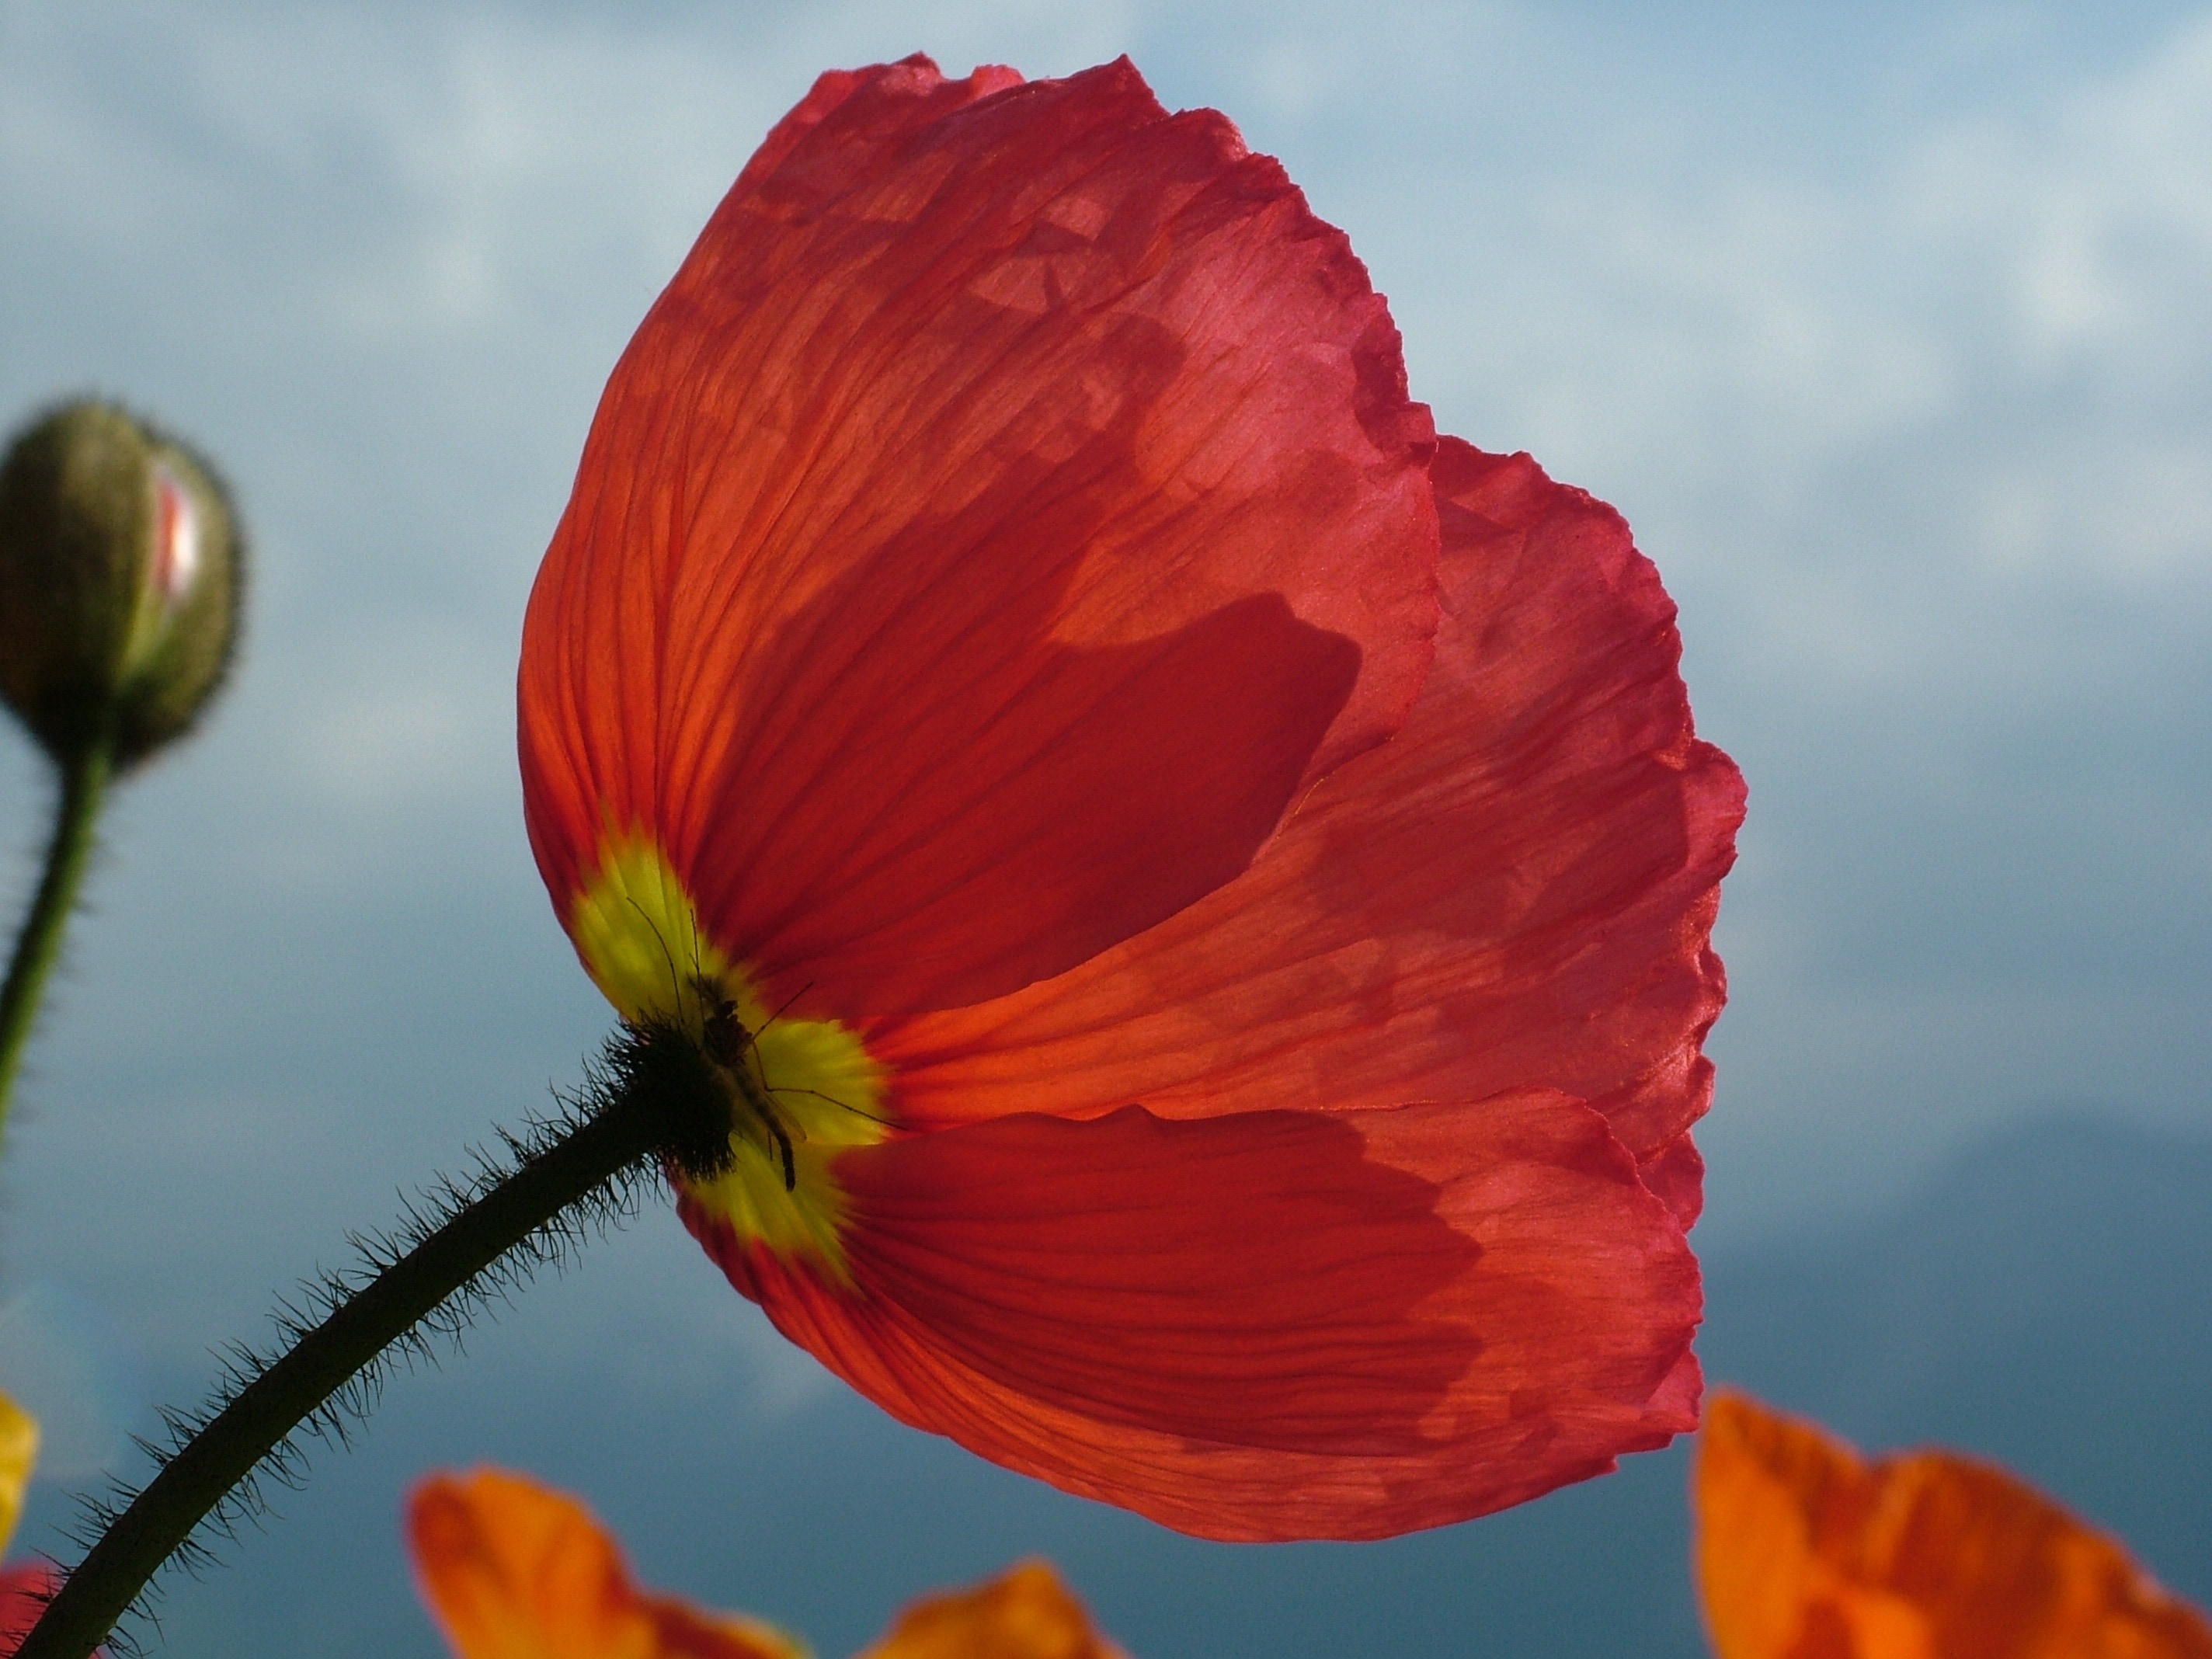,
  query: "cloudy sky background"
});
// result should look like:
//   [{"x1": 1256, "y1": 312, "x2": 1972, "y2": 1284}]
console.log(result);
[{"x1": 1, "y1": 0, "x2": 2207, "y2": 1652}]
